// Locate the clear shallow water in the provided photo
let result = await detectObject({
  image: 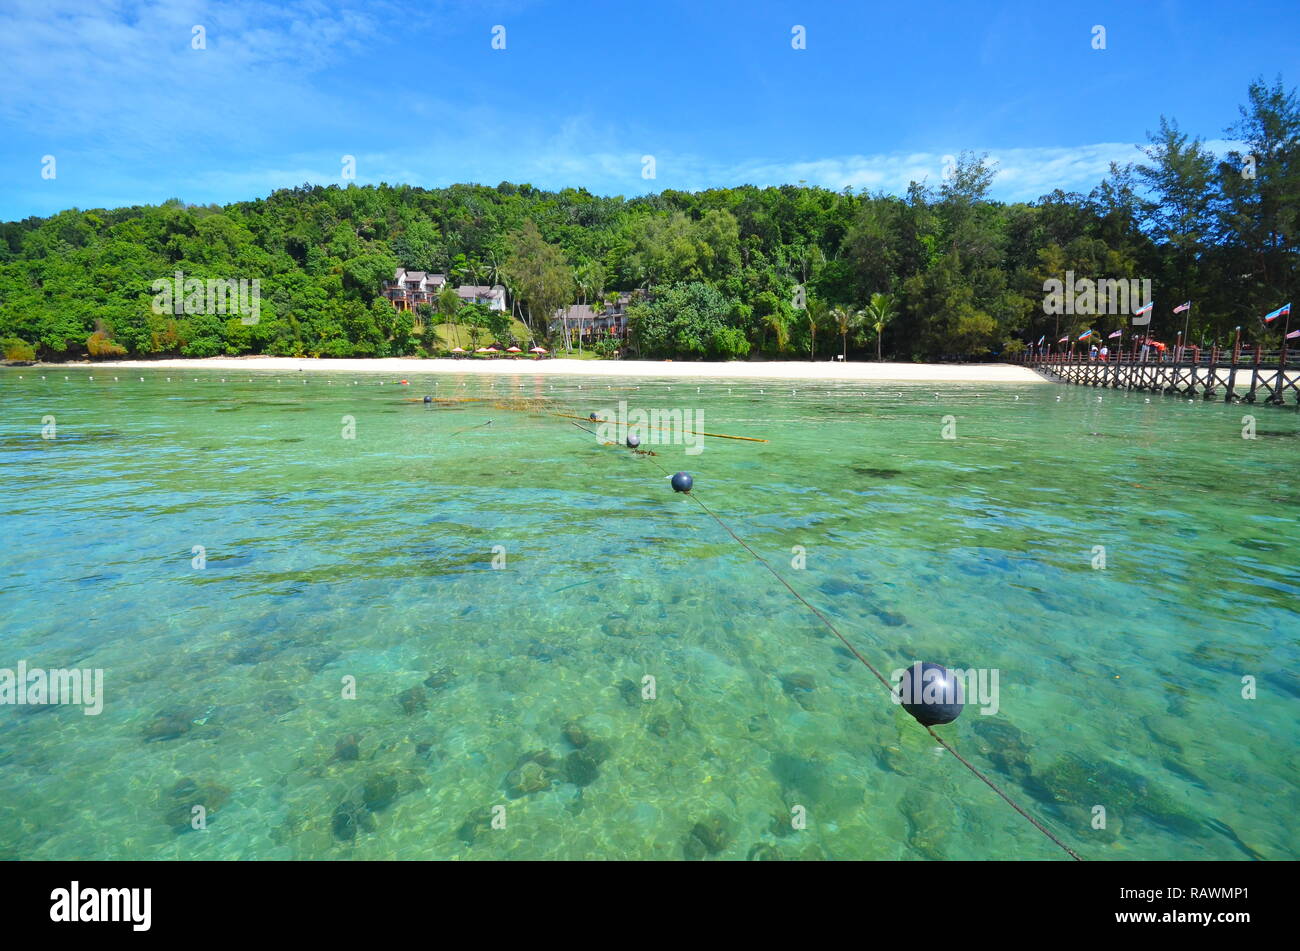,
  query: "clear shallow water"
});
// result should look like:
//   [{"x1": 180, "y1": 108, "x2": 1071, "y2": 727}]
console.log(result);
[{"x1": 0, "y1": 369, "x2": 1296, "y2": 861}]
